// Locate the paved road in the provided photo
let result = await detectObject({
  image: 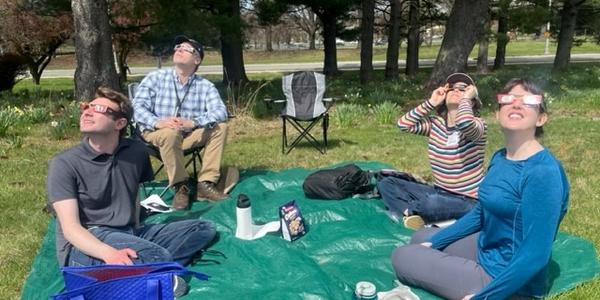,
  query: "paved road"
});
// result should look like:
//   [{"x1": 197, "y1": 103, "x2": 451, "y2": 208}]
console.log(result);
[{"x1": 41, "y1": 53, "x2": 600, "y2": 78}]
